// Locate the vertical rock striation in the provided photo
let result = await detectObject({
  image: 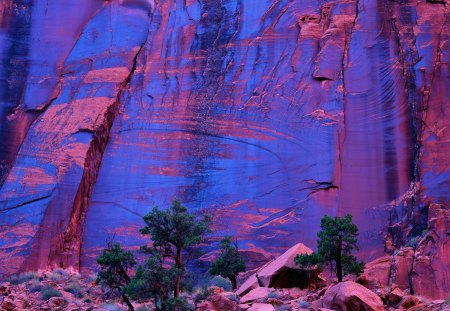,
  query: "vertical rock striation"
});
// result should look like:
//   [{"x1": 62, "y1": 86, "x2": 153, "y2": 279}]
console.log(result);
[
  {"x1": 0, "y1": 0, "x2": 448, "y2": 296},
  {"x1": 0, "y1": 1, "x2": 150, "y2": 275}
]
